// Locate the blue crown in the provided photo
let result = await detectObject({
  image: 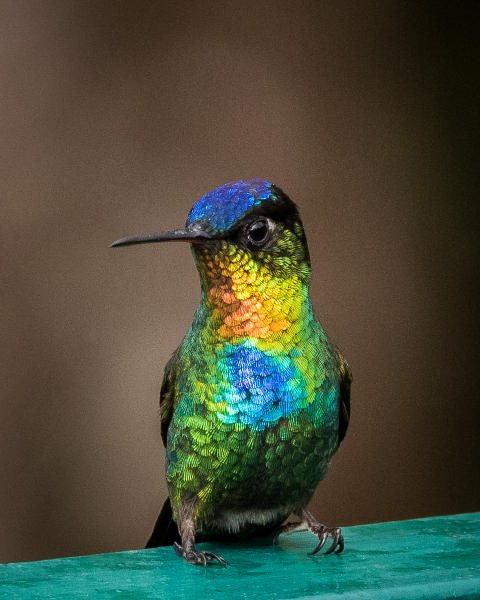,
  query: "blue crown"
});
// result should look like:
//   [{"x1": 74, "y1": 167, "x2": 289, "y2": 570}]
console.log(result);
[{"x1": 186, "y1": 179, "x2": 273, "y2": 232}]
